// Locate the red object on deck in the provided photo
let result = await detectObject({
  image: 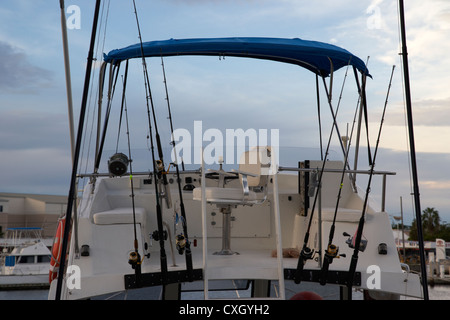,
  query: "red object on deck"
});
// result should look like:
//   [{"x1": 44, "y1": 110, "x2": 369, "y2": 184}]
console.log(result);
[{"x1": 290, "y1": 291, "x2": 323, "y2": 300}]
